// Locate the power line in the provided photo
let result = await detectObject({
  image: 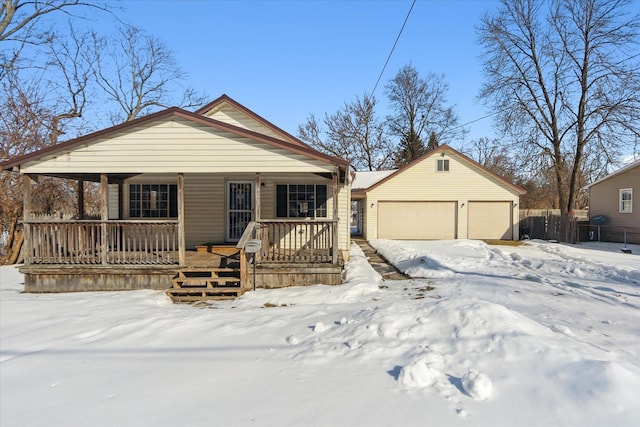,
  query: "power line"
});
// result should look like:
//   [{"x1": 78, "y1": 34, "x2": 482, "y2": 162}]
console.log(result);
[
  {"x1": 370, "y1": 0, "x2": 416, "y2": 96},
  {"x1": 450, "y1": 110, "x2": 502, "y2": 132}
]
